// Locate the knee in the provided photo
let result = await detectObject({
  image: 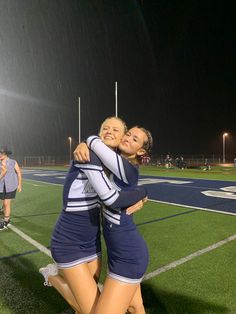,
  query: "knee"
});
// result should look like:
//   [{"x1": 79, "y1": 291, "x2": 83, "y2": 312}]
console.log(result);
[
  {"x1": 3, "y1": 200, "x2": 10, "y2": 207},
  {"x1": 127, "y1": 302, "x2": 145, "y2": 314}
]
